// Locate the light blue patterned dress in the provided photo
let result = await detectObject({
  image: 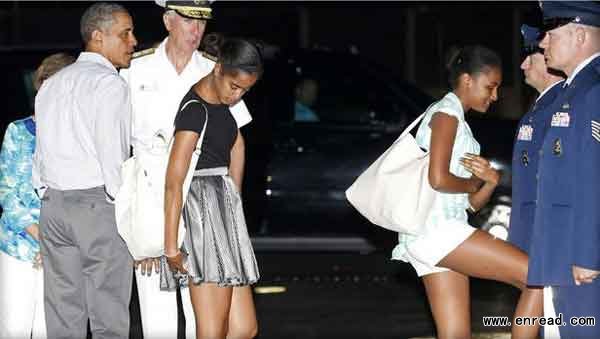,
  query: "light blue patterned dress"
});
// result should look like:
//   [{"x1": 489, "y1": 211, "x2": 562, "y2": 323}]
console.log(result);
[
  {"x1": 392, "y1": 92, "x2": 480, "y2": 271},
  {"x1": 0, "y1": 117, "x2": 40, "y2": 263}
]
